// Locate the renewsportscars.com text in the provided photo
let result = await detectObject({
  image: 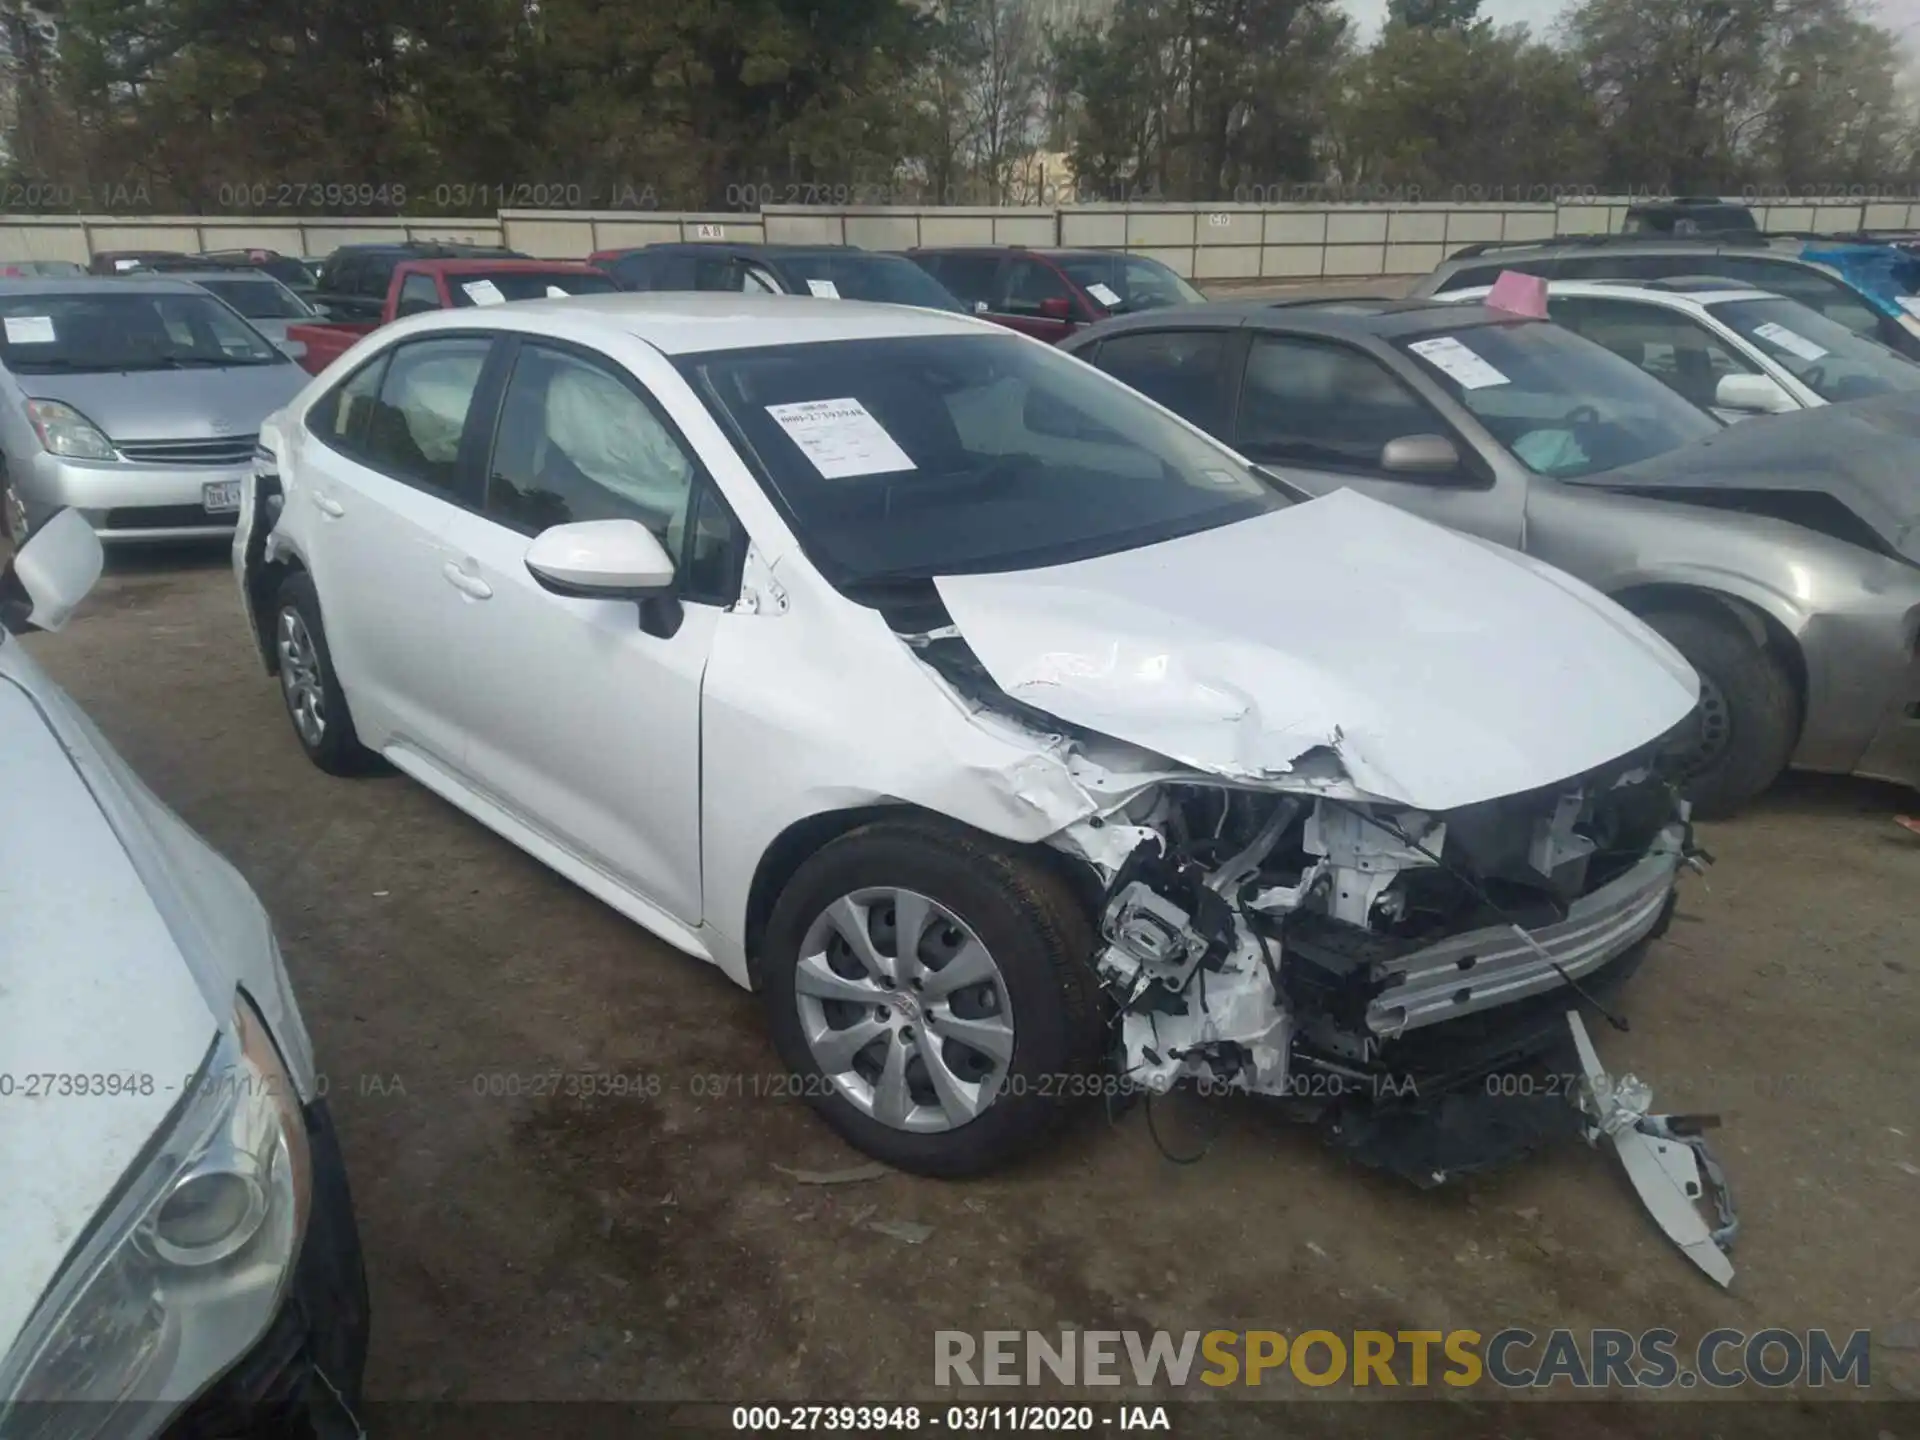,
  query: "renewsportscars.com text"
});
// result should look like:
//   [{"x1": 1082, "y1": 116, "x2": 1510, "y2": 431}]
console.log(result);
[{"x1": 934, "y1": 1328, "x2": 1872, "y2": 1390}]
